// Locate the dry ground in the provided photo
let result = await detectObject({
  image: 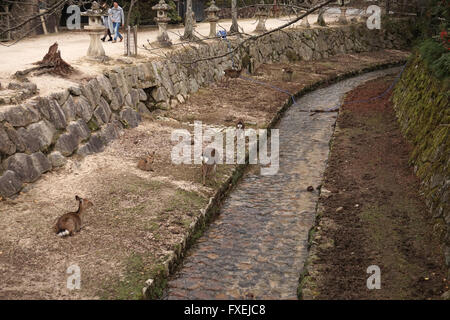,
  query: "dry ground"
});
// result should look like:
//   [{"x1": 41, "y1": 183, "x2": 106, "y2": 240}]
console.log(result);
[
  {"x1": 301, "y1": 76, "x2": 449, "y2": 299},
  {"x1": 0, "y1": 49, "x2": 408, "y2": 299}
]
